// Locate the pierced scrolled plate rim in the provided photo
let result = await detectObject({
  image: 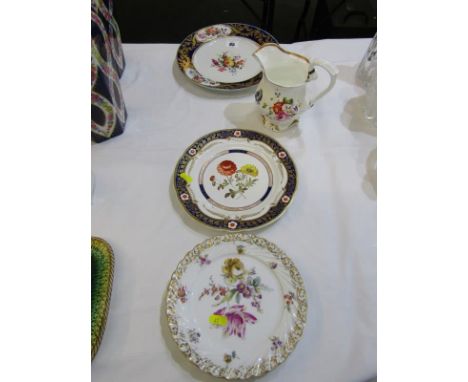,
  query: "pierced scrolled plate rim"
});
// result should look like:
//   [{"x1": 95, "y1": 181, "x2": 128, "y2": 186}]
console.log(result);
[
  {"x1": 173, "y1": 129, "x2": 297, "y2": 231},
  {"x1": 176, "y1": 23, "x2": 278, "y2": 91},
  {"x1": 165, "y1": 234, "x2": 308, "y2": 379}
]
